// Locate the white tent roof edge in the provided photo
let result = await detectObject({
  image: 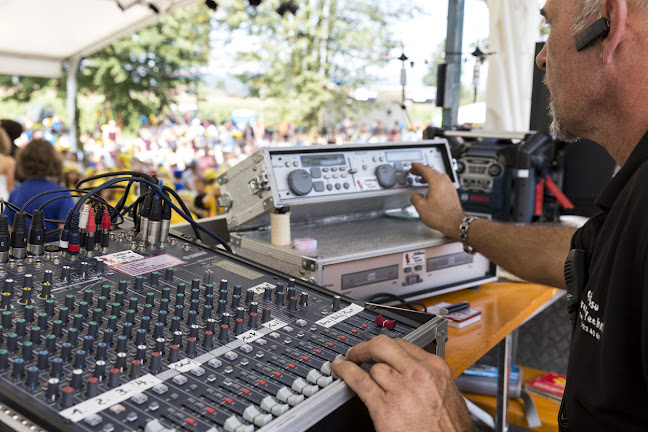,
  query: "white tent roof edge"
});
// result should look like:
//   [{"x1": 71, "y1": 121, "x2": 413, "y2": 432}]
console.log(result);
[{"x1": 0, "y1": 0, "x2": 199, "y2": 78}]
